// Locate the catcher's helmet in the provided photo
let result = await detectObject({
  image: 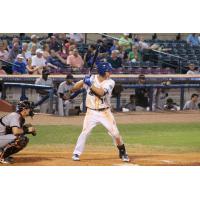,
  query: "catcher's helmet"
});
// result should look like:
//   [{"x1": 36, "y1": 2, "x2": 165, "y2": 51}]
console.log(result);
[
  {"x1": 16, "y1": 100, "x2": 34, "y2": 117},
  {"x1": 97, "y1": 62, "x2": 112, "y2": 76}
]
